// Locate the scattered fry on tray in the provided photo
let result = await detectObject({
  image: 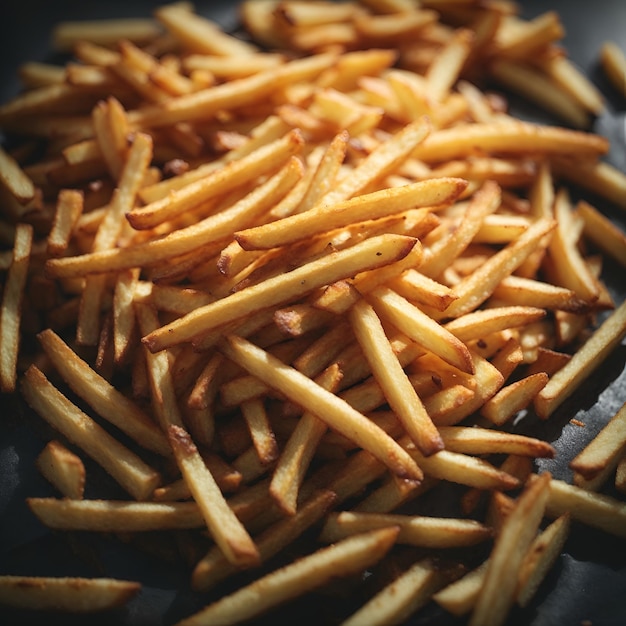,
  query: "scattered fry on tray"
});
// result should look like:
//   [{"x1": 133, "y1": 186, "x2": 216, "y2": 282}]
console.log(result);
[{"x1": 1, "y1": 1, "x2": 625, "y2": 624}]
